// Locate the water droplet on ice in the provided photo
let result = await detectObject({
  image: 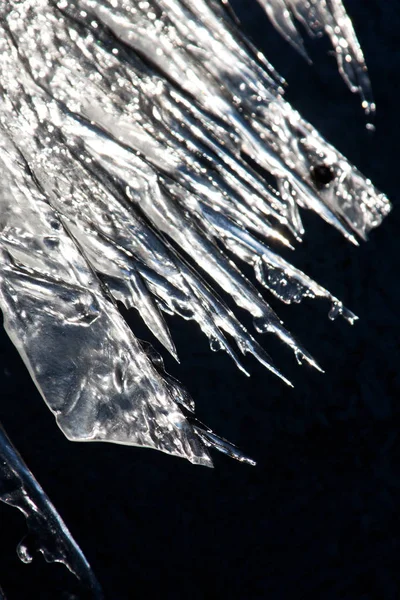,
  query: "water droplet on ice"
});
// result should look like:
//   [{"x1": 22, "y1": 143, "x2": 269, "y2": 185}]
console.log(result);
[
  {"x1": 210, "y1": 338, "x2": 223, "y2": 352},
  {"x1": 329, "y1": 302, "x2": 342, "y2": 321},
  {"x1": 17, "y1": 539, "x2": 33, "y2": 563}
]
